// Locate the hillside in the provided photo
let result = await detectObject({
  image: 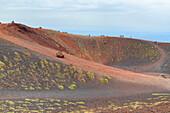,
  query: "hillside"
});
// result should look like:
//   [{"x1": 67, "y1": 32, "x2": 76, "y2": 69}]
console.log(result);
[
  {"x1": 0, "y1": 23, "x2": 167, "y2": 73},
  {"x1": 0, "y1": 23, "x2": 169, "y2": 112},
  {"x1": 0, "y1": 38, "x2": 98, "y2": 91}
]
